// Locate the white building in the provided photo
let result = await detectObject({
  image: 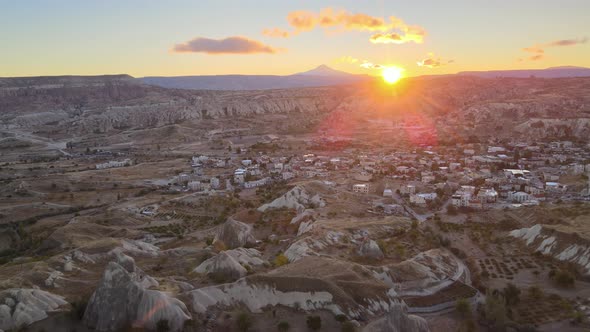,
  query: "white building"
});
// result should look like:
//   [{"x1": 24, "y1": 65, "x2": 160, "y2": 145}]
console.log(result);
[
  {"x1": 477, "y1": 188, "x2": 498, "y2": 203},
  {"x1": 508, "y1": 191, "x2": 530, "y2": 203},
  {"x1": 545, "y1": 182, "x2": 567, "y2": 192},
  {"x1": 401, "y1": 184, "x2": 416, "y2": 195},
  {"x1": 210, "y1": 177, "x2": 220, "y2": 189},
  {"x1": 244, "y1": 177, "x2": 270, "y2": 189},
  {"x1": 234, "y1": 169, "x2": 246, "y2": 184},
  {"x1": 96, "y1": 159, "x2": 132, "y2": 170},
  {"x1": 410, "y1": 193, "x2": 437, "y2": 204},
  {"x1": 282, "y1": 172, "x2": 295, "y2": 180},
  {"x1": 451, "y1": 193, "x2": 471, "y2": 207},
  {"x1": 353, "y1": 184, "x2": 370, "y2": 194},
  {"x1": 383, "y1": 189, "x2": 393, "y2": 197}
]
